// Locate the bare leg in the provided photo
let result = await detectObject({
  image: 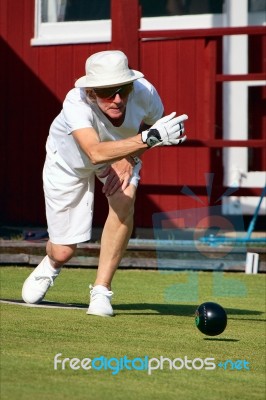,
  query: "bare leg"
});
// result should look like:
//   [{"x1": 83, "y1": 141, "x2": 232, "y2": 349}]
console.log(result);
[
  {"x1": 46, "y1": 241, "x2": 77, "y2": 268},
  {"x1": 22, "y1": 241, "x2": 77, "y2": 304},
  {"x1": 94, "y1": 184, "x2": 137, "y2": 289}
]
